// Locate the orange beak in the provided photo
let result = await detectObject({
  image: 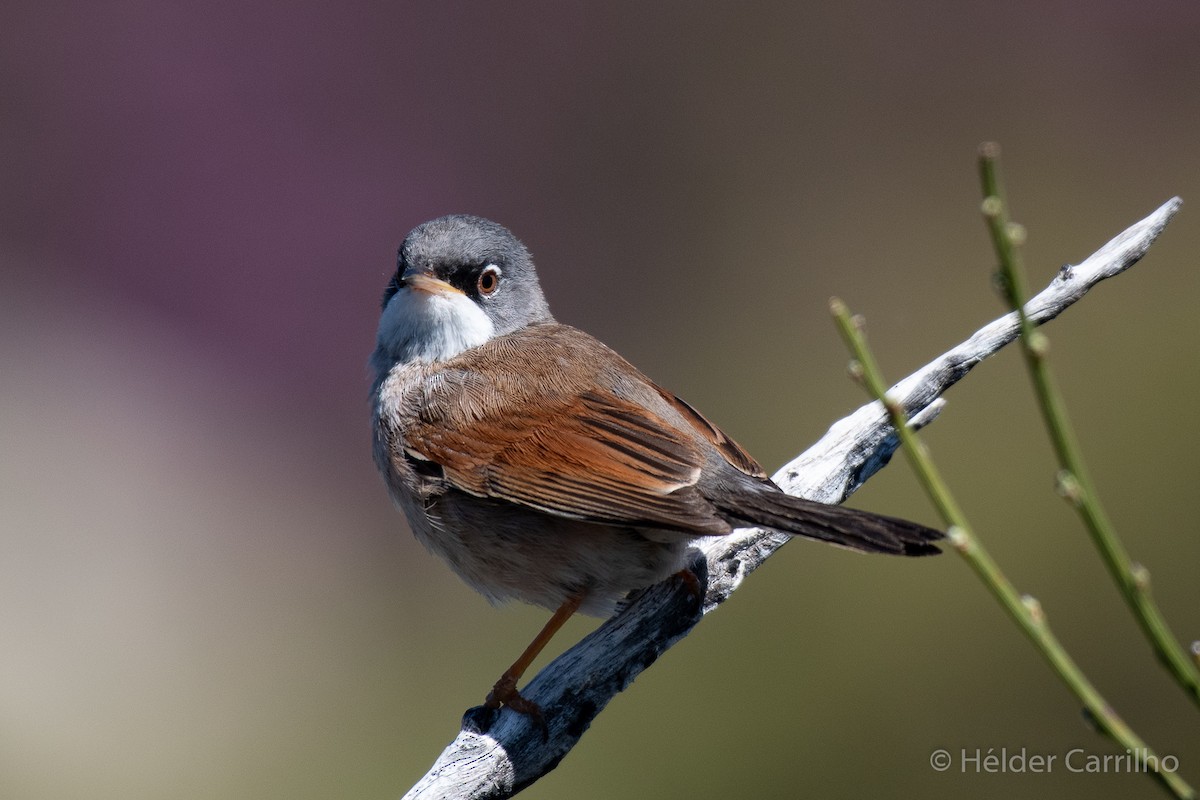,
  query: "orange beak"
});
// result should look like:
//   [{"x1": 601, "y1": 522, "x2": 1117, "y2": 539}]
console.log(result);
[{"x1": 402, "y1": 272, "x2": 463, "y2": 297}]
